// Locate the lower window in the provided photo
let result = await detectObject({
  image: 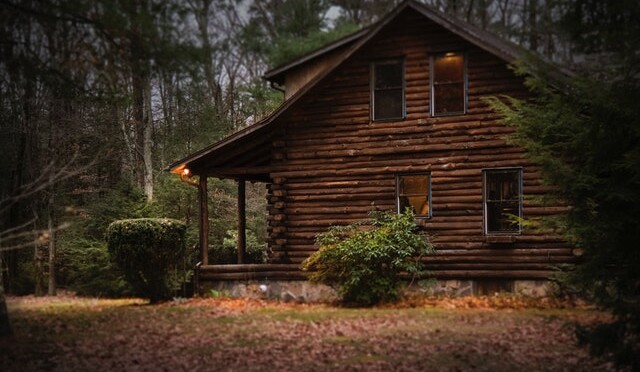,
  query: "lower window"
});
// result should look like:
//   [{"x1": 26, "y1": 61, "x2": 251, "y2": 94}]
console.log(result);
[
  {"x1": 397, "y1": 173, "x2": 431, "y2": 218},
  {"x1": 483, "y1": 168, "x2": 522, "y2": 234}
]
